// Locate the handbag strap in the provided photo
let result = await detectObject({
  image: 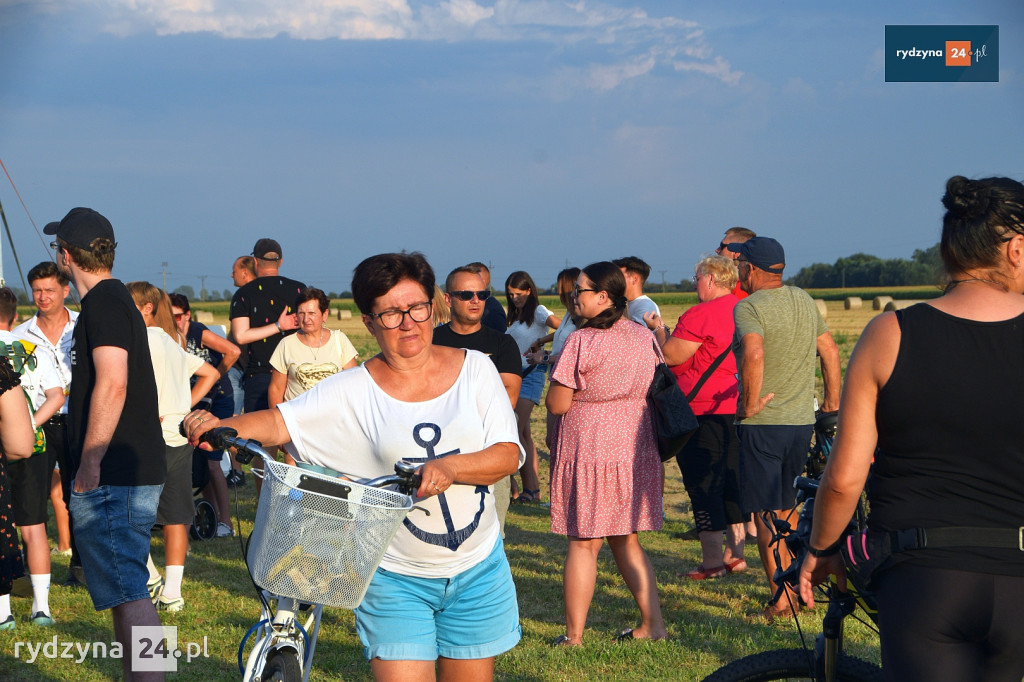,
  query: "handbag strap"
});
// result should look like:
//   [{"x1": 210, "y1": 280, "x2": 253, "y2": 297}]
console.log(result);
[{"x1": 685, "y1": 346, "x2": 732, "y2": 402}]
